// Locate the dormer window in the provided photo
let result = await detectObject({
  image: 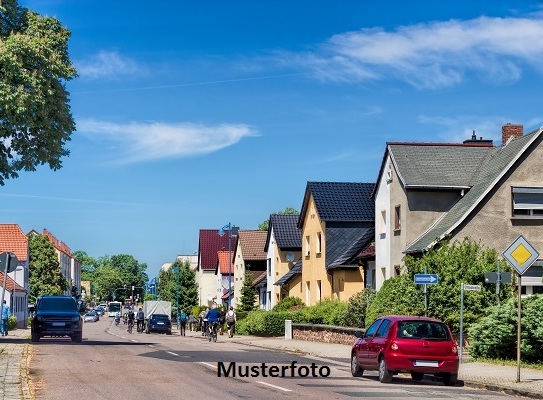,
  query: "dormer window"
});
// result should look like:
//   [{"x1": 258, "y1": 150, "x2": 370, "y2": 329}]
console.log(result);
[{"x1": 512, "y1": 187, "x2": 543, "y2": 217}]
